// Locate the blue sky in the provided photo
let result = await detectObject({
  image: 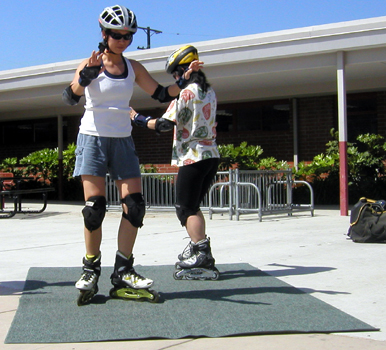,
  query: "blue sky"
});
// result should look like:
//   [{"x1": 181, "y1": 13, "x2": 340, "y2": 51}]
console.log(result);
[{"x1": 2, "y1": 0, "x2": 386, "y2": 71}]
